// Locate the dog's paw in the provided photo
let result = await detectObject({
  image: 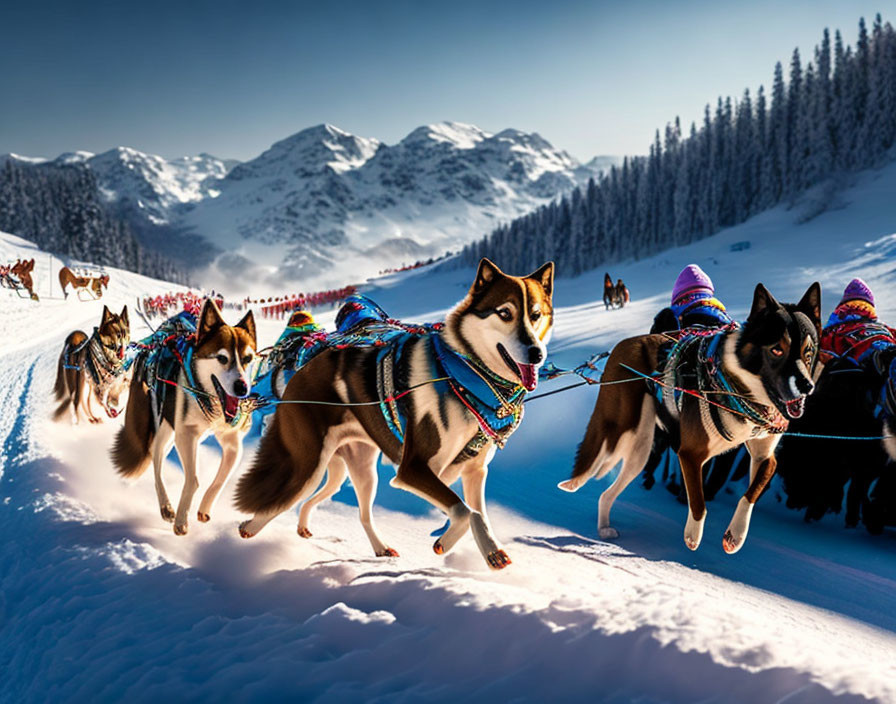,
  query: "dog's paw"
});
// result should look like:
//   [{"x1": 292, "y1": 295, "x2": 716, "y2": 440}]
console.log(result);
[
  {"x1": 376, "y1": 547, "x2": 399, "y2": 557},
  {"x1": 173, "y1": 523, "x2": 188, "y2": 536},
  {"x1": 486, "y1": 549, "x2": 512, "y2": 570},
  {"x1": 238, "y1": 521, "x2": 255, "y2": 539},
  {"x1": 684, "y1": 513, "x2": 705, "y2": 551},
  {"x1": 557, "y1": 478, "x2": 582, "y2": 493},
  {"x1": 196, "y1": 511, "x2": 210, "y2": 523},
  {"x1": 598, "y1": 526, "x2": 619, "y2": 540},
  {"x1": 297, "y1": 526, "x2": 312, "y2": 539},
  {"x1": 722, "y1": 530, "x2": 743, "y2": 554},
  {"x1": 160, "y1": 504, "x2": 175, "y2": 523}
]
